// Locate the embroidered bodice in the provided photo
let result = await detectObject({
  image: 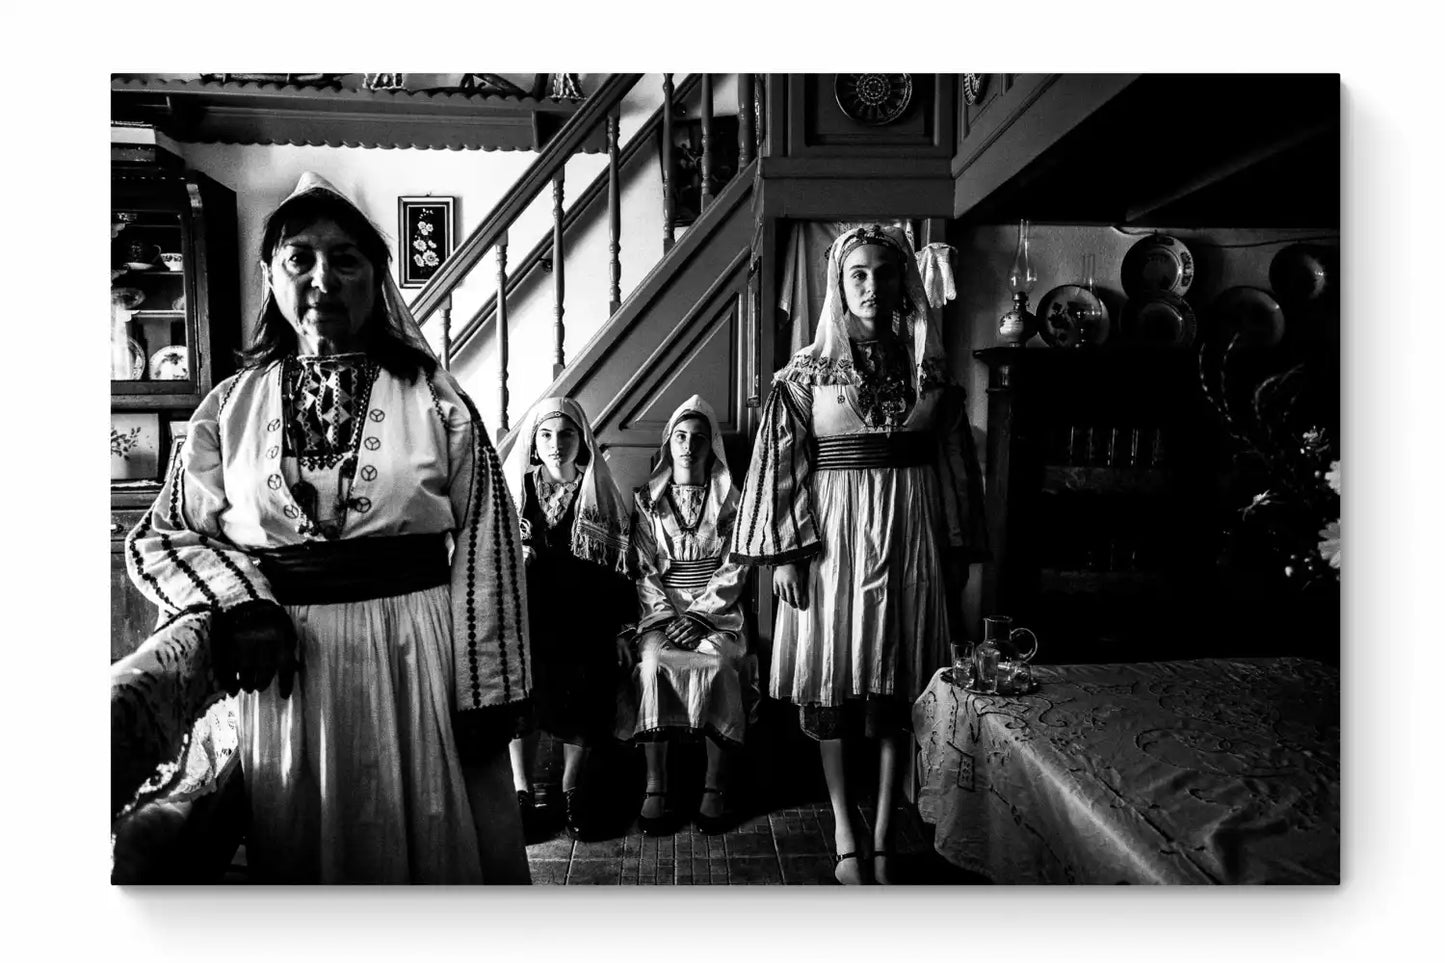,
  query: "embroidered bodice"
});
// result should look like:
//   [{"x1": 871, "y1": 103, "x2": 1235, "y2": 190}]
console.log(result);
[
  {"x1": 280, "y1": 353, "x2": 378, "y2": 539},
  {"x1": 535, "y1": 471, "x2": 581, "y2": 530},
  {"x1": 849, "y1": 335, "x2": 916, "y2": 429},
  {"x1": 669, "y1": 484, "x2": 707, "y2": 530}
]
